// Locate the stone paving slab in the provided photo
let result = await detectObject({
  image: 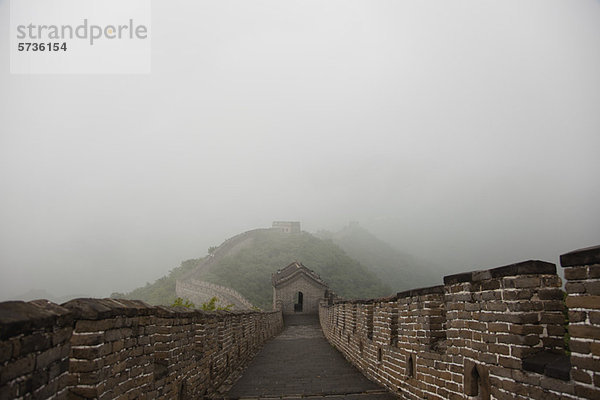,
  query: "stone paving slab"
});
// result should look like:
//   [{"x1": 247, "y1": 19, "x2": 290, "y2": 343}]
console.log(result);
[
  {"x1": 225, "y1": 314, "x2": 397, "y2": 399},
  {"x1": 234, "y1": 395, "x2": 394, "y2": 400}
]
